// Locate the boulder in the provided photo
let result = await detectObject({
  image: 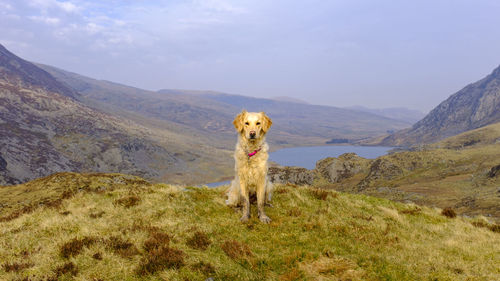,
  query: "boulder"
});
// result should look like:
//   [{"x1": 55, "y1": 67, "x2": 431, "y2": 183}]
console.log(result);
[
  {"x1": 268, "y1": 166, "x2": 314, "y2": 185},
  {"x1": 315, "y1": 153, "x2": 370, "y2": 183},
  {"x1": 488, "y1": 164, "x2": 500, "y2": 178}
]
